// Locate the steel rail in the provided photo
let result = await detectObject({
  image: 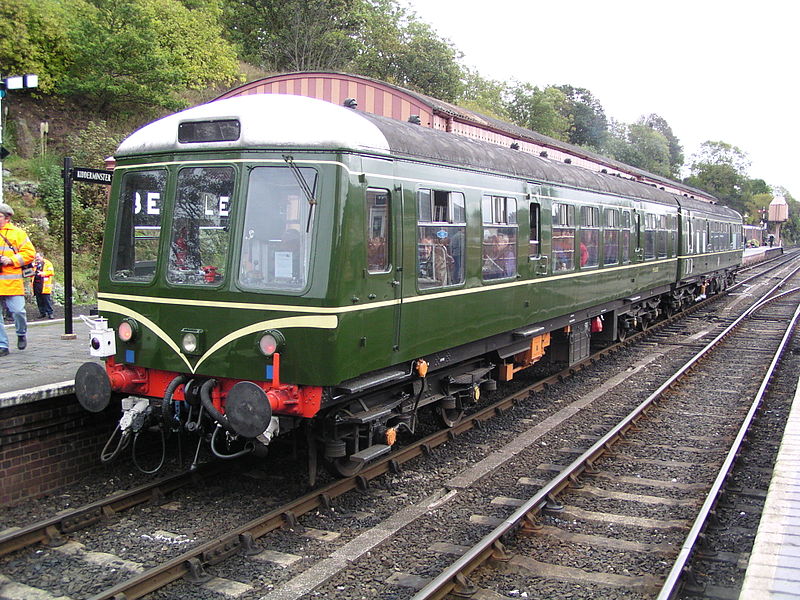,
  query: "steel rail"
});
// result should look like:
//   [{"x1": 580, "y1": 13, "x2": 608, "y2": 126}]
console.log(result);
[
  {"x1": 86, "y1": 300, "x2": 695, "y2": 600},
  {"x1": 0, "y1": 464, "x2": 223, "y2": 557},
  {"x1": 81, "y1": 266, "x2": 768, "y2": 599},
  {"x1": 655, "y1": 289, "x2": 800, "y2": 599},
  {"x1": 411, "y1": 258, "x2": 800, "y2": 600}
]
